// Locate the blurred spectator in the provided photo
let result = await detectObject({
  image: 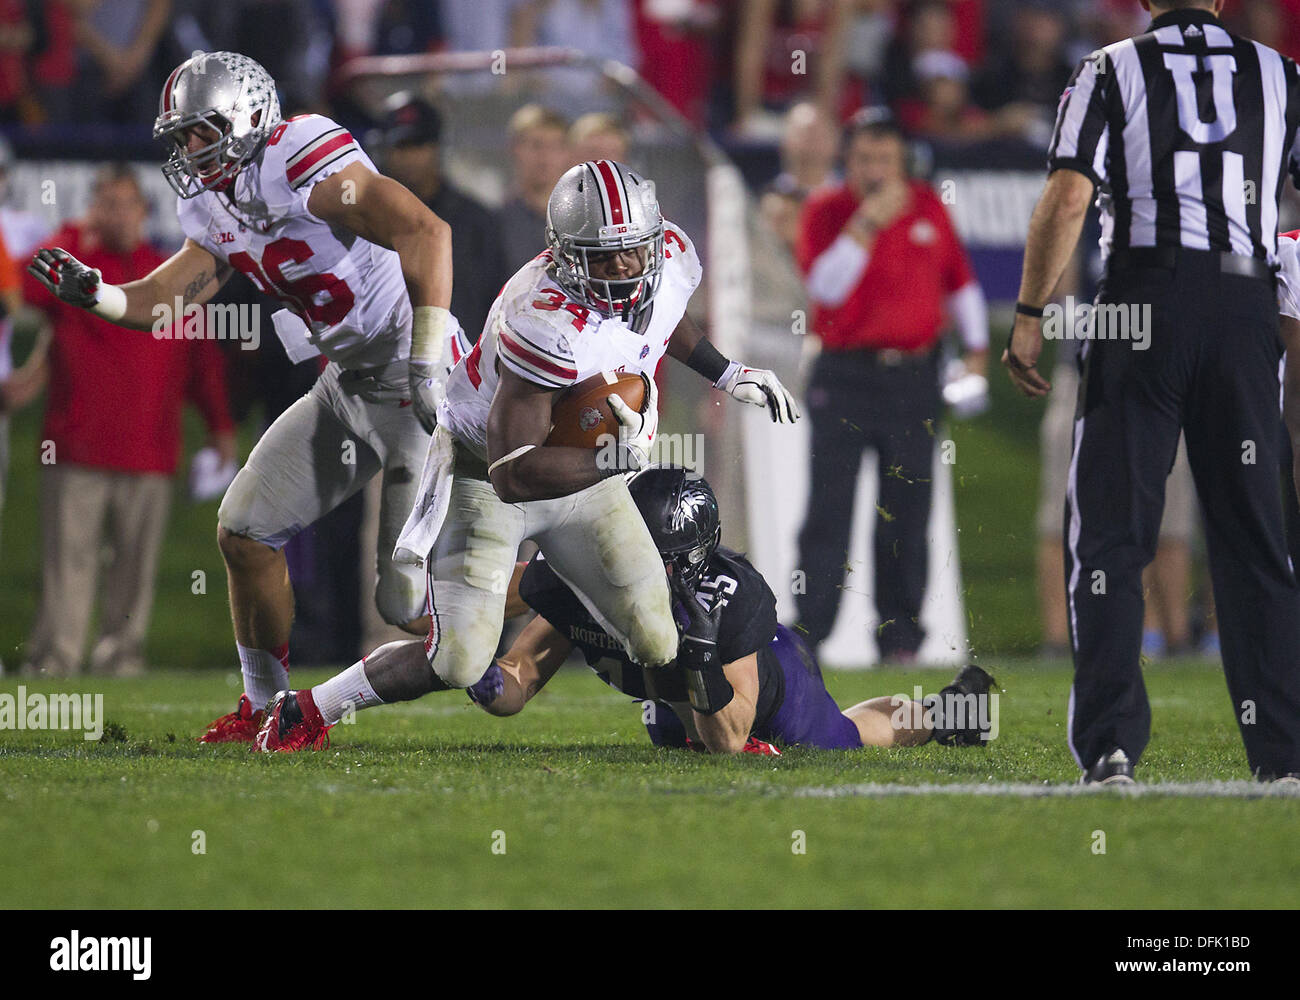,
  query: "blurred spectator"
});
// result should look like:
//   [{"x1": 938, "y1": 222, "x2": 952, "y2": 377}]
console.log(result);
[
  {"x1": 509, "y1": 0, "x2": 638, "y2": 113},
  {"x1": 0, "y1": 0, "x2": 37, "y2": 122},
  {"x1": 498, "y1": 103, "x2": 571, "y2": 271},
  {"x1": 972, "y1": 1, "x2": 1073, "y2": 115},
  {"x1": 369, "y1": 0, "x2": 441, "y2": 56},
  {"x1": 1224, "y1": 1, "x2": 1300, "y2": 61},
  {"x1": 633, "y1": 0, "x2": 721, "y2": 127},
  {"x1": 792, "y1": 111, "x2": 987, "y2": 661},
  {"x1": 19, "y1": 164, "x2": 235, "y2": 678},
  {"x1": 27, "y1": 0, "x2": 79, "y2": 124},
  {"x1": 730, "y1": 0, "x2": 855, "y2": 138},
  {"x1": 0, "y1": 135, "x2": 49, "y2": 602},
  {"x1": 72, "y1": 0, "x2": 172, "y2": 124},
  {"x1": 0, "y1": 136, "x2": 52, "y2": 257},
  {"x1": 841, "y1": 0, "x2": 897, "y2": 98},
  {"x1": 881, "y1": 0, "x2": 960, "y2": 107},
  {"x1": 569, "y1": 111, "x2": 629, "y2": 164},
  {"x1": 371, "y1": 91, "x2": 509, "y2": 341},
  {"x1": 427, "y1": 0, "x2": 518, "y2": 94},
  {"x1": 172, "y1": 0, "x2": 332, "y2": 112},
  {"x1": 759, "y1": 100, "x2": 840, "y2": 252},
  {"x1": 0, "y1": 224, "x2": 26, "y2": 590},
  {"x1": 1085, "y1": 0, "x2": 1147, "y2": 46},
  {"x1": 902, "y1": 49, "x2": 1038, "y2": 143}
]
